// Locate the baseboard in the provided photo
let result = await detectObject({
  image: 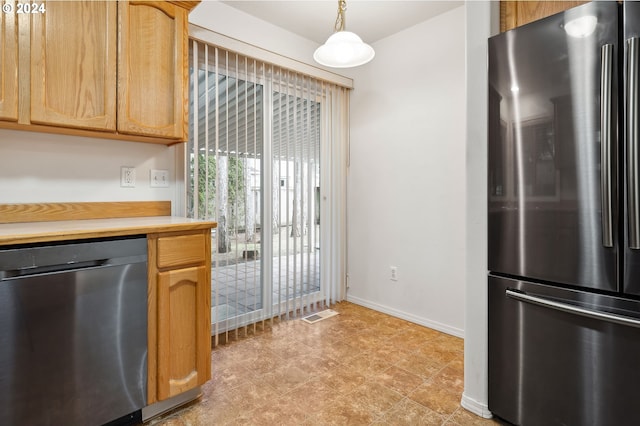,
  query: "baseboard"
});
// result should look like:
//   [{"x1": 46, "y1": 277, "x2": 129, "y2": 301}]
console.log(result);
[
  {"x1": 460, "y1": 393, "x2": 493, "y2": 419},
  {"x1": 346, "y1": 295, "x2": 464, "y2": 338}
]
